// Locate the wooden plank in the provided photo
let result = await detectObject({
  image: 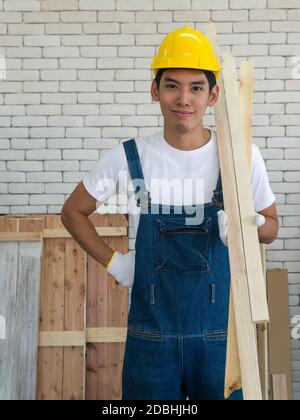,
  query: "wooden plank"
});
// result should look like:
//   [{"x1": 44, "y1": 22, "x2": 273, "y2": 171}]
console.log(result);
[
  {"x1": 38, "y1": 328, "x2": 128, "y2": 346},
  {"x1": 86, "y1": 214, "x2": 110, "y2": 400},
  {"x1": 87, "y1": 327, "x2": 127, "y2": 343},
  {"x1": 43, "y1": 226, "x2": 127, "y2": 239},
  {"x1": 37, "y1": 215, "x2": 65, "y2": 400},
  {"x1": 272, "y1": 374, "x2": 288, "y2": 401},
  {"x1": 0, "y1": 216, "x2": 43, "y2": 400},
  {"x1": 267, "y1": 269, "x2": 293, "y2": 400},
  {"x1": 222, "y1": 53, "x2": 269, "y2": 324},
  {"x1": 39, "y1": 331, "x2": 86, "y2": 347},
  {"x1": 0, "y1": 232, "x2": 42, "y2": 241},
  {"x1": 0, "y1": 240, "x2": 42, "y2": 400},
  {"x1": 63, "y1": 236, "x2": 86, "y2": 400},
  {"x1": 211, "y1": 55, "x2": 263, "y2": 399},
  {"x1": 107, "y1": 214, "x2": 128, "y2": 400}
]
